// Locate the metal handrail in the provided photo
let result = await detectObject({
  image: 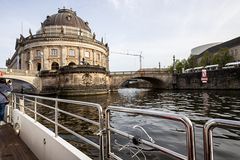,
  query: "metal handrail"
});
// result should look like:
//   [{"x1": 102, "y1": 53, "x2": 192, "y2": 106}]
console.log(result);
[
  {"x1": 203, "y1": 119, "x2": 240, "y2": 160},
  {"x1": 12, "y1": 93, "x2": 105, "y2": 160},
  {"x1": 105, "y1": 106, "x2": 196, "y2": 160}
]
